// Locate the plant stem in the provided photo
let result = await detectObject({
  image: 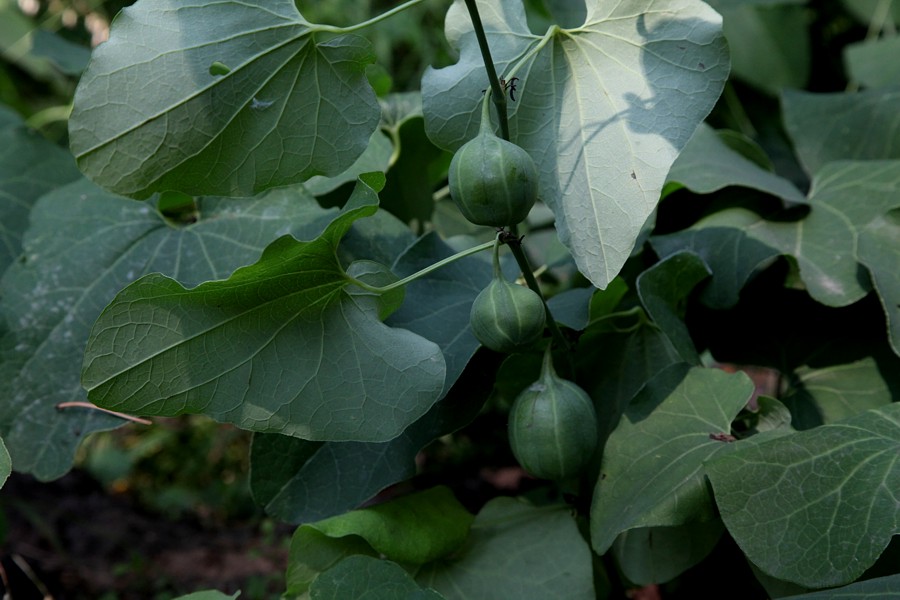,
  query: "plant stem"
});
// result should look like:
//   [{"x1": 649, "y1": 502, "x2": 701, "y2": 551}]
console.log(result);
[
  {"x1": 463, "y1": 0, "x2": 510, "y2": 140},
  {"x1": 56, "y1": 401, "x2": 152, "y2": 425},
  {"x1": 347, "y1": 239, "x2": 496, "y2": 293},
  {"x1": 313, "y1": 0, "x2": 427, "y2": 33}
]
